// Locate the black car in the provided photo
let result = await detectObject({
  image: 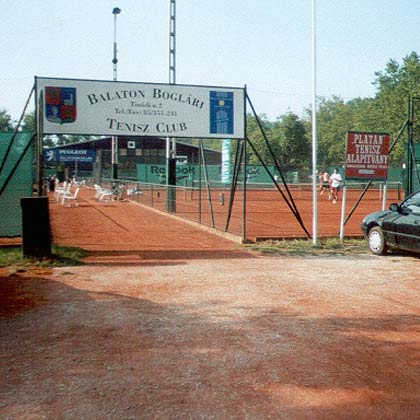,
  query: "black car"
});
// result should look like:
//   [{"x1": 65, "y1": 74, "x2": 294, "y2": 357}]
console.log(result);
[{"x1": 361, "y1": 190, "x2": 420, "y2": 255}]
